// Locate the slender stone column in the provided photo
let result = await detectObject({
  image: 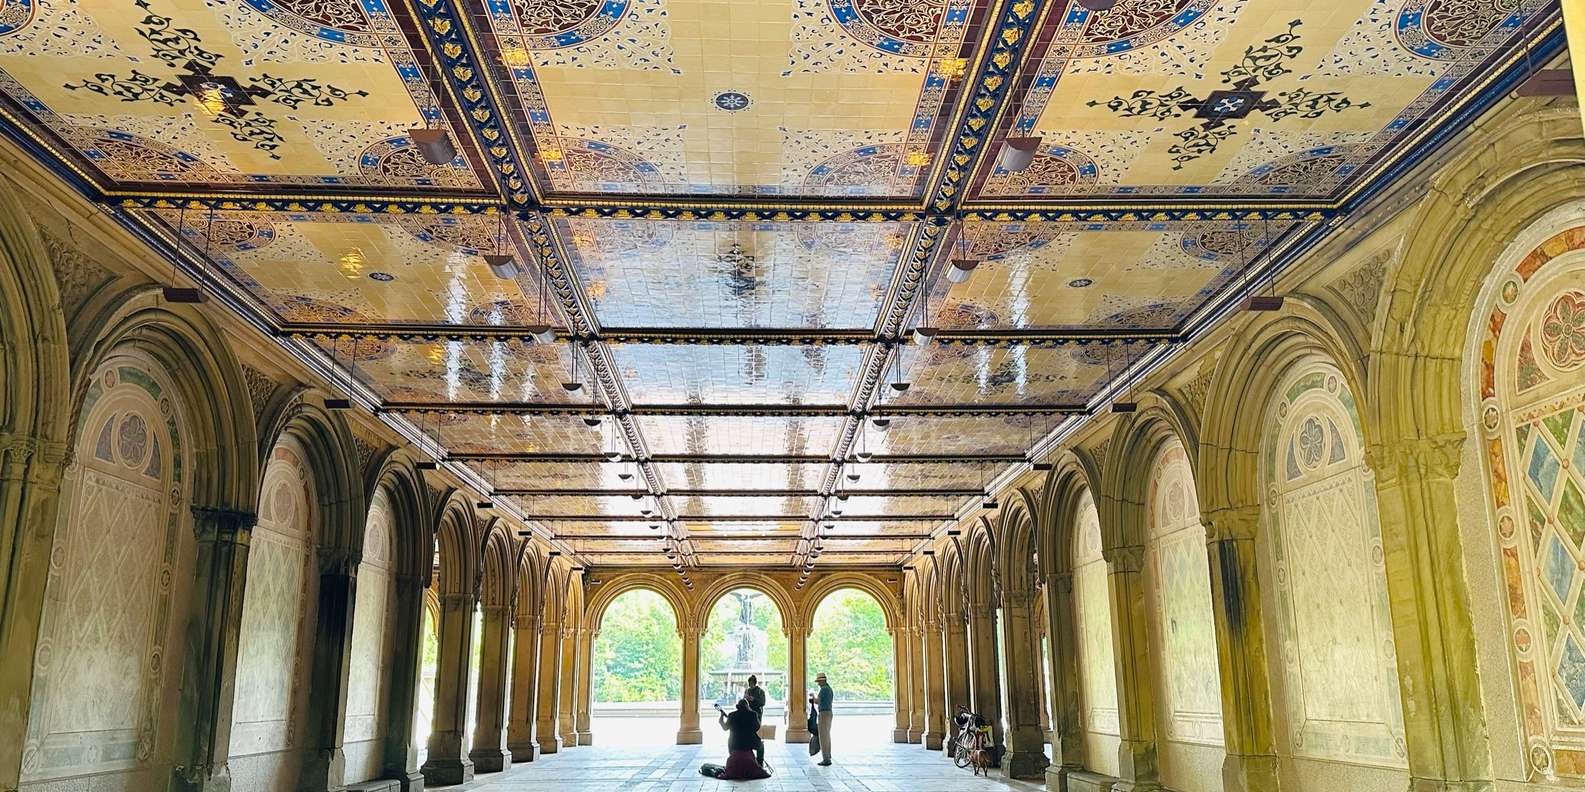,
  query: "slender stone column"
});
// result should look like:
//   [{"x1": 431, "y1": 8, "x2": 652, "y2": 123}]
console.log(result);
[
  {"x1": 1036, "y1": 626, "x2": 1054, "y2": 744},
  {"x1": 557, "y1": 625, "x2": 578, "y2": 747},
  {"x1": 383, "y1": 573, "x2": 429, "y2": 791},
  {"x1": 921, "y1": 620, "x2": 947, "y2": 750},
  {"x1": 891, "y1": 627, "x2": 911, "y2": 742},
  {"x1": 967, "y1": 607, "x2": 1004, "y2": 751},
  {"x1": 172, "y1": 507, "x2": 257, "y2": 792},
  {"x1": 942, "y1": 616, "x2": 971, "y2": 755},
  {"x1": 505, "y1": 613, "x2": 541, "y2": 762},
  {"x1": 677, "y1": 624, "x2": 703, "y2": 744},
  {"x1": 468, "y1": 603, "x2": 512, "y2": 772},
  {"x1": 420, "y1": 592, "x2": 477, "y2": 786},
  {"x1": 999, "y1": 588, "x2": 1051, "y2": 780},
  {"x1": 301, "y1": 550, "x2": 359, "y2": 791},
  {"x1": 1370, "y1": 436, "x2": 1494, "y2": 792},
  {"x1": 1203, "y1": 505, "x2": 1278, "y2": 792},
  {"x1": 1104, "y1": 543, "x2": 1159, "y2": 791},
  {"x1": 785, "y1": 624, "x2": 811, "y2": 742},
  {"x1": 1042, "y1": 572, "x2": 1086, "y2": 790},
  {"x1": 533, "y1": 614, "x2": 564, "y2": 754},
  {"x1": 574, "y1": 627, "x2": 594, "y2": 745},
  {"x1": 907, "y1": 625, "x2": 925, "y2": 743}
]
